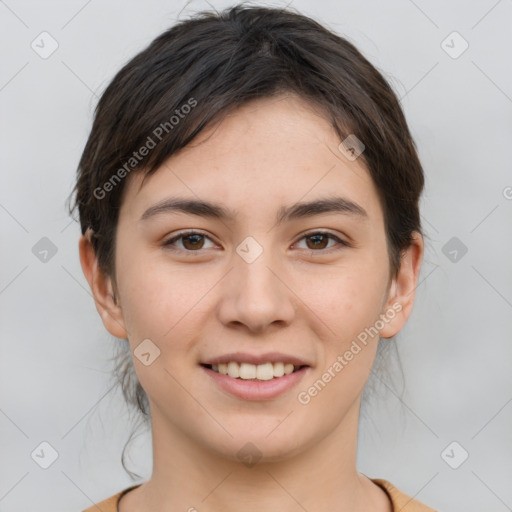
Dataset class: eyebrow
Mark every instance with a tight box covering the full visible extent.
[139,195,368,224]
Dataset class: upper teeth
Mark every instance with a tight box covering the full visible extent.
[212,362,297,380]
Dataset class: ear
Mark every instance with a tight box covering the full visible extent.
[379,231,424,339]
[78,229,128,339]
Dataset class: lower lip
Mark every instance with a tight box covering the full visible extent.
[201,365,309,400]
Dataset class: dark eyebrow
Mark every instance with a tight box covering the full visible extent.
[139,196,368,223]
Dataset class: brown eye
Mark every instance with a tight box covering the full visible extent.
[305,233,329,250]
[163,231,214,251]
[296,231,347,251]
[181,234,205,250]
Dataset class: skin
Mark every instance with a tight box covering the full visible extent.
[79,93,423,512]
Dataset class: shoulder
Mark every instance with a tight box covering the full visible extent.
[82,484,142,512]
[371,478,438,511]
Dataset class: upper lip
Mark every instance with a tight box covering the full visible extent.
[201,352,311,367]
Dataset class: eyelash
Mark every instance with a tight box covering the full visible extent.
[162,230,349,254]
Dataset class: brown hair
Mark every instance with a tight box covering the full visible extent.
[67,3,424,479]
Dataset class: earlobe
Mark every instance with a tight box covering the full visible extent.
[78,231,128,339]
[379,232,424,339]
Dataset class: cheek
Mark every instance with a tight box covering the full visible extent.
[115,262,198,400]
[299,274,385,411]
[300,261,389,397]
[116,251,217,357]
[114,238,172,339]
[119,270,182,341]
[305,260,389,336]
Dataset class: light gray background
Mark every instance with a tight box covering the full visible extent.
[1,0,511,511]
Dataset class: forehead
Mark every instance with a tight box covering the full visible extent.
[120,94,382,224]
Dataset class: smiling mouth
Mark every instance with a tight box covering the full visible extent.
[201,362,307,381]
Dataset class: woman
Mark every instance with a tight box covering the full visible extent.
[70,4,436,511]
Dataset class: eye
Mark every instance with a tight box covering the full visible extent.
[294,231,348,252]
[162,230,349,253]
[163,231,216,252]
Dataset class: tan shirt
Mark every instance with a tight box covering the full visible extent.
[82,478,437,511]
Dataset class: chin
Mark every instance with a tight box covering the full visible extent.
[212,427,312,465]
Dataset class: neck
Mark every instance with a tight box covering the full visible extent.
[121,397,389,512]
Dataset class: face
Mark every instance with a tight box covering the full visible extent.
[81,94,423,463]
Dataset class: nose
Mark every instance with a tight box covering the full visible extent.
[216,245,296,334]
